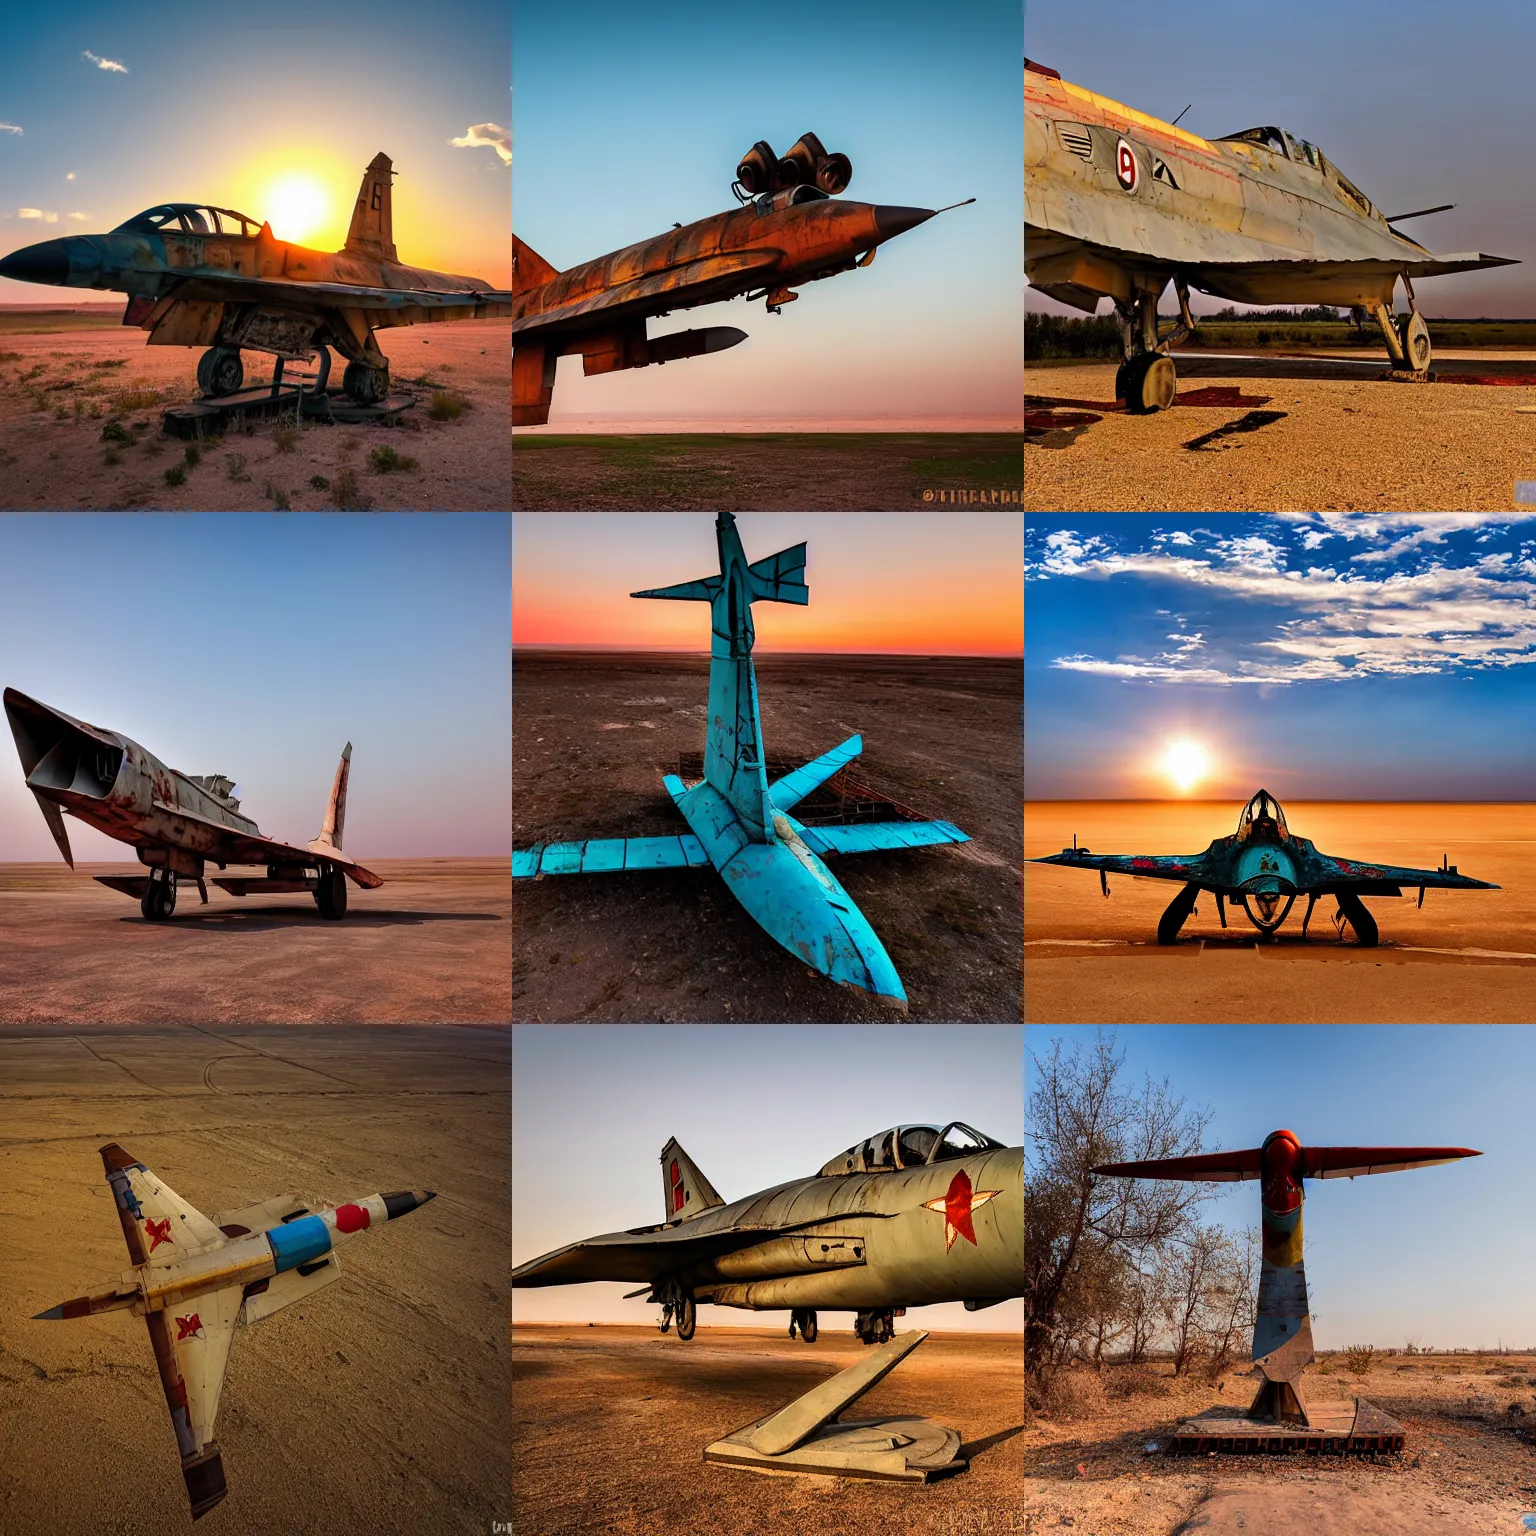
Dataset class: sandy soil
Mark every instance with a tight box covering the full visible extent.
[1024,803,1536,1024]
[1024,352,1536,511]
[512,652,1023,1023]
[0,858,510,1024]
[511,433,1023,510]
[1026,1355,1536,1535]
[0,319,510,510]
[0,1024,510,1535]
[512,1324,1024,1535]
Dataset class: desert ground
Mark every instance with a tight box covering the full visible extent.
[1026,1354,1536,1535]
[512,652,1023,1023]
[511,432,1023,509]
[0,315,510,510]
[0,858,510,1024]
[1025,351,1536,511]
[511,1324,1023,1535]
[1025,803,1536,1023]
[0,1024,510,1535]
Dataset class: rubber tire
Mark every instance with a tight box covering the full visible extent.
[1399,312,1432,372]
[675,1292,696,1341]
[1117,353,1177,414]
[197,347,244,398]
[141,875,176,921]
[800,1311,817,1344]
[343,361,388,404]
[1336,892,1379,947]
[314,868,348,920]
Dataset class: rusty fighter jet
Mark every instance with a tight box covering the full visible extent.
[0,153,510,403]
[5,688,382,920]
[513,132,969,425]
[1033,789,1497,946]
[1026,59,1518,412]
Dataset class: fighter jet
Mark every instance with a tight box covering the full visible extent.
[511,1122,1022,1347]
[513,132,970,424]
[1095,1131,1478,1429]
[1025,59,1518,412]
[4,687,382,920]
[511,512,974,1009]
[1032,789,1497,946]
[34,1143,435,1518]
[0,153,510,403]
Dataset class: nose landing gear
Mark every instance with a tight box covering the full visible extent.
[655,1277,697,1340]
[140,867,177,921]
[854,1309,898,1345]
[788,1308,818,1343]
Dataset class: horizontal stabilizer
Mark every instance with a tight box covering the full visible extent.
[769,735,863,812]
[1094,1148,1264,1182]
[1304,1146,1481,1179]
[746,542,809,605]
[630,575,723,603]
[239,1253,342,1325]
[514,835,708,877]
[797,820,969,857]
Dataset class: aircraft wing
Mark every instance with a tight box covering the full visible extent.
[1094,1148,1264,1182]
[1303,1146,1481,1180]
[161,1282,243,1454]
[145,801,384,888]
[103,1144,228,1265]
[1304,852,1498,892]
[168,273,513,315]
[513,834,709,878]
[797,820,970,856]
[515,250,780,335]
[1031,850,1205,883]
[768,735,862,812]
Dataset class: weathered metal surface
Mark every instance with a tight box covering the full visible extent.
[34,1143,433,1519]
[511,133,954,424]
[1094,1135,1478,1436]
[1032,788,1496,943]
[0,153,511,401]
[1170,1398,1405,1455]
[510,513,975,1006]
[3,686,383,916]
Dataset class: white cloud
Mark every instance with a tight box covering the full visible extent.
[450,123,510,165]
[17,208,43,219]
[66,172,76,181]
[0,123,21,136]
[82,50,128,73]
[67,211,91,221]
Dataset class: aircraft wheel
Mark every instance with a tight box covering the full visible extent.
[1117,353,1177,414]
[196,346,244,398]
[141,871,176,921]
[1336,892,1379,947]
[1399,311,1432,372]
[314,867,348,920]
[800,1310,817,1344]
[675,1292,696,1341]
[343,362,389,404]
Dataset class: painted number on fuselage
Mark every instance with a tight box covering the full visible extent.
[1115,138,1138,192]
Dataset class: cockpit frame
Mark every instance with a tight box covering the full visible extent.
[819,1120,1005,1177]
[1235,789,1290,845]
[113,204,264,238]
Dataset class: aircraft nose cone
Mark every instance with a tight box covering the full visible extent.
[0,238,71,286]
[873,205,936,241]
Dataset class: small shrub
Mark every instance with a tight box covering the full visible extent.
[334,467,370,510]
[183,443,201,467]
[54,404,68,420]
[73,398,84,418]
[0,350,22,362]
[1344,1344,1376,1377]
[272,423,300,453]
[88,401,101,418]
[427,389,469,421]
[112,389,161,412]
[309,474,330,490]
[100,420,136,445]
[104,449,121,466]
[163,464,186,487]
[1106,1364,1170,1400]
[1038,1369,1108,1422]
[265,480,291,510]
[226,452,250,483]
[369,444,418,473]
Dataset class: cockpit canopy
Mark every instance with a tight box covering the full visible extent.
[113,204,263,238]
[818,1121,1004,1177]
[1214,129,1375,217]
[752,185,830,216]
[1236,789,1289,845]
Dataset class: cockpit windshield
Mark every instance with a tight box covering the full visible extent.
[1236,790,1289,844]
[1216,126,1291,157]
[112,204,262,237]
[819,1121,1005,1176]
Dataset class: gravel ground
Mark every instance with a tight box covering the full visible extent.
[1026,352,1536,511]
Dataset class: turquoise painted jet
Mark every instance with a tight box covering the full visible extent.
[512,513,972,1009]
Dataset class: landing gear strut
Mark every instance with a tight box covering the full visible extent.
[140,867,177,922]
[1334,891,1379,947]
[1369,276,1433,373]
[655,1277,696,1340]
[1114,278,1192,414]
[789,1308,818,1343]
[1157,881,1201,945]
[854,1309,896,1345]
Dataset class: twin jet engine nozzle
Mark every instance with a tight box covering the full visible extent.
[735,132,853,200]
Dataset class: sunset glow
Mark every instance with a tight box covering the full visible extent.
[1161,740,1210,795]
[261,171,331,244]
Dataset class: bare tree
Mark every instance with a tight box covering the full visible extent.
[1203,1226,1258,1380]
[1026,1032,1216,1387]
[1163,1224,1229,1377]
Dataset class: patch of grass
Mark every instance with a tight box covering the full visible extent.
[183,443,201,468]
[309,474,330,490]
[104,449,121,466]
[225,452,250,483]
[89,357,127,371]
[100,419,136,445]
[369,444,418,472]
[87,401,101,418]
[112,388,161,412]
[265,480,291,510]
[271,422,300,453]
[427,389,469,421]
[163,464,186,487]
[54,404,68,420]
[0,350,22,362]
[21,364,47,381]
[334,467,370,510]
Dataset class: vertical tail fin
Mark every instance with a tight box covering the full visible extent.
[314,744,351,851]
[513,234,560,294]
[660,1137,725,1222]
[345,153,397,262]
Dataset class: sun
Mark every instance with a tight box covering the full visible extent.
[1161,739,1210,795]
[261,172,330,244]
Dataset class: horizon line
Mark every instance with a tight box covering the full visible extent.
[513,644,1023,658]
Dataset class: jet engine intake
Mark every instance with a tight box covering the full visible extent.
[736,134,853,199]
[13,714,122,801]
[736,140,779,197]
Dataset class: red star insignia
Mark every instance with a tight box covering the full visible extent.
[145,1216,172,1252]
[922,1168,1001,1252]
[176,1313,202,1342]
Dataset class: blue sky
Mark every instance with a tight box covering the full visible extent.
[1026,0,1534,317]
[1027,1026,1536,1350]
[0,514,510,860]
[513,0,1022,425]
[512,1024,1023,1332]
[0,1,510,297]
[1026,514,1536,798]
